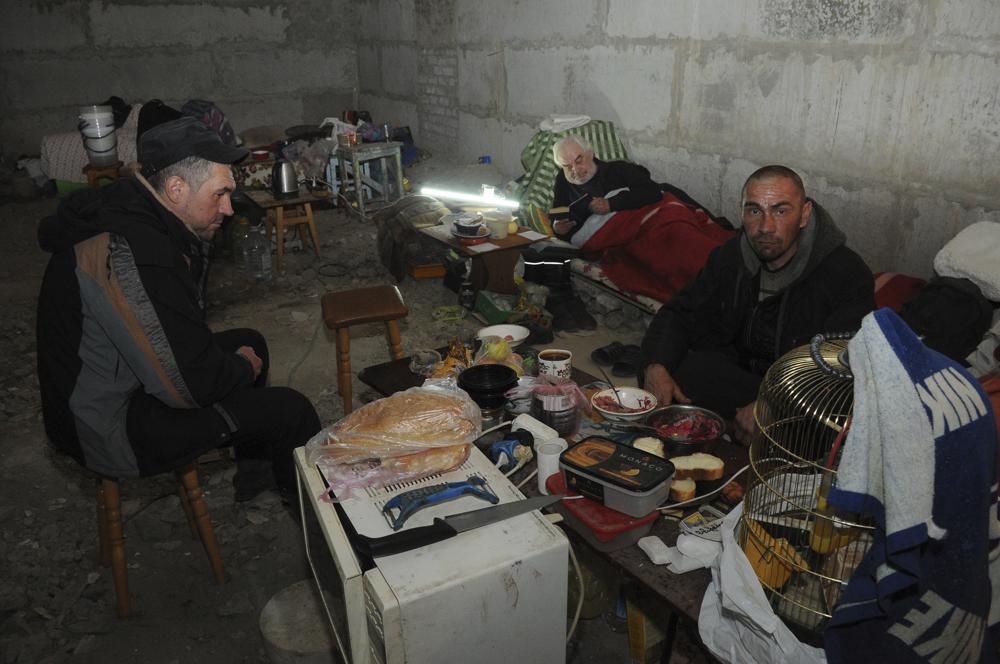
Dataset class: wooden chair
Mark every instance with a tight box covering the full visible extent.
[96,463,225,617]
[321,285,408,413]
[82,161,123,188]
[264,202,321,273]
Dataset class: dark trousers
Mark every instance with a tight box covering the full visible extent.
[126,328,321,489]
[673,348,763,420]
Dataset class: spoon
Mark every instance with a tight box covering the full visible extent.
[597,366,625,407]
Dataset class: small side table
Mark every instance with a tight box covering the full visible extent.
[336,142,404,220]
[243,189,325,273]
[83,161,123,188]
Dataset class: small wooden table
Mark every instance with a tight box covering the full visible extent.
[418,224,546,294]
[243,189,327,273]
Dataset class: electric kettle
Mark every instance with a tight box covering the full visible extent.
[271,156,299,199]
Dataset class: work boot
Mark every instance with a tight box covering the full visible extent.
[565,296,597,331]
[233,458,276,502]
[547,297,579,333]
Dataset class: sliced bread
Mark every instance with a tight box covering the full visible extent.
[632,436,665,458]
[669,477,696,502]
[670,452,725,481]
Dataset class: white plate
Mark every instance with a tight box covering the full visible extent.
[477,324,530,347]
[591,387,658,422]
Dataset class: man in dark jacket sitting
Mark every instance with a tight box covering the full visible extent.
[639,165,874,442]
[36,117,321,502]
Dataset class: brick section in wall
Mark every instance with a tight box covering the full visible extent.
[417,49,458,153]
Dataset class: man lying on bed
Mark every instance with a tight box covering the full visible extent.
[639,165,875,442]
[550,135,734,305]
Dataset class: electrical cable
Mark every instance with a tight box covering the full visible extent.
[286,314,324,389]
[657,464,750,512]
[565,541,584,644]
[515,468,537,491]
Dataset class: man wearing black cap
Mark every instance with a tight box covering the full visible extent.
[36,117,321,504]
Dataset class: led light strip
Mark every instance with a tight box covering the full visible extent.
[421,186,520,209]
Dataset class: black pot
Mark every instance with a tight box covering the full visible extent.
[458,364,518,409]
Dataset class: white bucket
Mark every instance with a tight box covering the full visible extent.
[78,105,118,167]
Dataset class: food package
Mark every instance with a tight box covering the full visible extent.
[305,382,481,497]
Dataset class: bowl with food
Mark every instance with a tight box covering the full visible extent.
[477,324,530,348]
[591,387,657,422]
[645,404,725,453]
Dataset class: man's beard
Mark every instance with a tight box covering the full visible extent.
[566,167,595,186]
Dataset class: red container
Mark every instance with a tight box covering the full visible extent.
[546,472,659,551]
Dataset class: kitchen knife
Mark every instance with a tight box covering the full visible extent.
[357,493,563,558]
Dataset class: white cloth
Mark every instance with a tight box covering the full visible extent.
[567,187,629,248]
[934,220,1000,301]
[538,114,591,132]
[638,533,721,573]
[698,503,827,664]
[838,312,945,544]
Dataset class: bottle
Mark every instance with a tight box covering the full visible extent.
[245,223,273,281]
[459,278,476,310]
[231,218,252,275]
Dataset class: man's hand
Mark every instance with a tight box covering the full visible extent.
[732,401,757,444]
[236,345,262,379]
[552,219,577,235]
[589,197,611,214]
[643,364,691,406]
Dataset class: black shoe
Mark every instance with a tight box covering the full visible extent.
[233,459,276,502]
[565,297,597,331]
[591,341,626,365]
[548,298,579,333]
[611,344,641,377]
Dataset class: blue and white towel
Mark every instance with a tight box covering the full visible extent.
[824,308,998,662]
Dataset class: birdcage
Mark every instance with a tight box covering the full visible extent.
[738,334,875,634]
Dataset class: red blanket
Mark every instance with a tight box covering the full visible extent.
[580,192,734,302]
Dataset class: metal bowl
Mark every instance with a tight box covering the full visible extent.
[644,404,725,453]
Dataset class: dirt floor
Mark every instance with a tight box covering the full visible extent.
[0,158,710,663]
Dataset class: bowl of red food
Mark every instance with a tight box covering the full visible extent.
[645,404,725,453]
[591,387,658,422]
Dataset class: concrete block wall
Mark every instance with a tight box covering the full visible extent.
[358,0,1000,276]
[1,0,357,166]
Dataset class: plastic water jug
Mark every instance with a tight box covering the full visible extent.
[245,223,273,281]
[78,105,118,167]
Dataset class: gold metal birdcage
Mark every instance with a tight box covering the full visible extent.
[738,334,875,634]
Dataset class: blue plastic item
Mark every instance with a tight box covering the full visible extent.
[382,476,499,531]
[489,438,527,473]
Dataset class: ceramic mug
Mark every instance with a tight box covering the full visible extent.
[538,349,572,381]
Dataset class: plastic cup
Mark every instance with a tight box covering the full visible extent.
[536,438,568,495]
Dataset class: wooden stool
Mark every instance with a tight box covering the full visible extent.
[96,463,225,618]
[321,285,408,413]
[264,202,321,273]
[82,161,123,188]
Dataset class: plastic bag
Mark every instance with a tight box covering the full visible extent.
[474,336,524,376]
[305,381,481,498]
[506,374,591,413]
[698,503,827,663]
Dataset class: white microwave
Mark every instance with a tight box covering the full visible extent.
[293,446,568,664]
